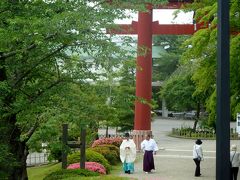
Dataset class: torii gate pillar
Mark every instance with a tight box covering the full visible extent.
[132,9,153,150]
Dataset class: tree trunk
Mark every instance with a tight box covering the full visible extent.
[105,125,109,137]
[193,101,201,131]
[8,115,29,180]
[193,119,198,131]
[1,53,29,180]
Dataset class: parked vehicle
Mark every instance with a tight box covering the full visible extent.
[153,110,162,116]
[184,111,196,119]
[153,109,174,117]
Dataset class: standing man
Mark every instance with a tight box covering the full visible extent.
[120,133,137,174]
[141,134,159,174]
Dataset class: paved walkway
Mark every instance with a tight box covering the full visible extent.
[116,117,240,180]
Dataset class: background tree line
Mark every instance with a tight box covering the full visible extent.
[159,0,240,130]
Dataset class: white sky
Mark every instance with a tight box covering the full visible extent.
[114,9,194,24]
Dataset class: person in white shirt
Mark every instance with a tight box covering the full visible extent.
[141,134,159,173]
[230,144,240,180]
[193,139,203,177]
[120,133,136,174]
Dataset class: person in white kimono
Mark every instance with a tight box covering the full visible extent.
[141,134,159,173]
[120,133,136,174]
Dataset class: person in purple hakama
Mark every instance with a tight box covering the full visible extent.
[141,134,159,174]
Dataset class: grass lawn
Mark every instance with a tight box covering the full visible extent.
[27,163,61,180]
[59,176,136,180]
[27,162,136,180]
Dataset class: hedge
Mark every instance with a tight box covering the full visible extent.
[43,169,99,180]
[91,145,120,165]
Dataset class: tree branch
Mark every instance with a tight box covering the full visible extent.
[4,79,63,121]
[0,33,57,60]
[23,122,39,143]
[13,44,67,88]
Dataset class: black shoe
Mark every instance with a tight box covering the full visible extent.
[125,171,128,173]
[127,170,130,174]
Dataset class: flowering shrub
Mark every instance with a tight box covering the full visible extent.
[67,162,106,174]
[68,149,111,173]
[91,137,123,147]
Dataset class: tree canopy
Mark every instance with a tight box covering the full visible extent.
[0,0,166,179]
[161,0,240,128]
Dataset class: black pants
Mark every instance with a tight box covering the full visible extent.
[231,167,239,180]
[193,158,201,176]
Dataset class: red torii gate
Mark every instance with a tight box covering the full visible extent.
[109,1,206,150]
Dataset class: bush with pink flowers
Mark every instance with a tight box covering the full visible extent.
[68,149,111,173]
[67,162,106,174]
[91,137,123,147]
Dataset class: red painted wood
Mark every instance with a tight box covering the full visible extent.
[108,22,207,35]
[152,22,194,34]
[134,11,152,130]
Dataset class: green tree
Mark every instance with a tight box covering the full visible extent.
[180,0,240,128]
[153,35,189,81]
[113,59,136,132]
[152,35,190,109]
[161,65,196,111]
[0,1,166,178]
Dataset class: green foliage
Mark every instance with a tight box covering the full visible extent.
[205,90,217,128]
[230,35,240,119]
[153,35,189,81]
[161,65,197,111]
[0,0,171,178]
[180,0,240,128]
[91,145,120,165]
[47,142,63,162]
[43,169,99,180]
[153,35,190,110]
[0,144,18,179]
[68,149,111,174]
[98,144,120,156]
[109,59,136,131]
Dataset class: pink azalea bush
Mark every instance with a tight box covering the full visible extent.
[91,137,123,147]
[67,162,106,174]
